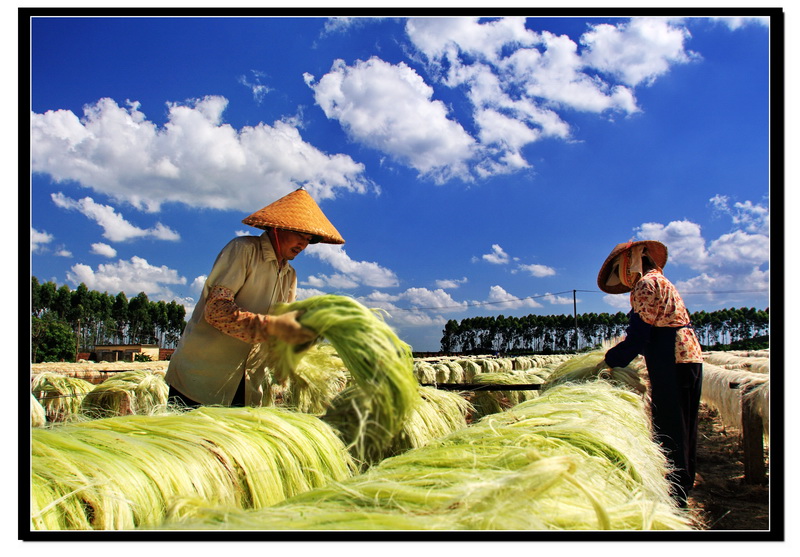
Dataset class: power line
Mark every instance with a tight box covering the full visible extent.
[391,288,769,312]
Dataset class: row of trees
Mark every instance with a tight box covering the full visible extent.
[31,277,188,362]
[440,307,770,354]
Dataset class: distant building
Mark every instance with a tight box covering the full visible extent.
[93,344,160,362]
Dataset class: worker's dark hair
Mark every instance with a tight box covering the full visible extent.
[642,253,658,272]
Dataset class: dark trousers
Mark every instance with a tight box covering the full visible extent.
[168,375,247,408]
[645,328,703,505]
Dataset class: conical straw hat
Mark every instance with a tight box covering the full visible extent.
[242,188,344,244]
[597,240,668,294]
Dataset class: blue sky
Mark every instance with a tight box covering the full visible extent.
[28,12,774,352]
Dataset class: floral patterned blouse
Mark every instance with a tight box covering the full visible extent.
[630,269,703,363]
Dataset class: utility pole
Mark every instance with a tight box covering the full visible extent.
[572,290,579,351]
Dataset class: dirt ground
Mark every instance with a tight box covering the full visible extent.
[688,404,770,530]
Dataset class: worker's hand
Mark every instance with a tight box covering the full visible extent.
[267,311,317,345]
[593,359,610,373]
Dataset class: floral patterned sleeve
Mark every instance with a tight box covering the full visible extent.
[204,285,271,344]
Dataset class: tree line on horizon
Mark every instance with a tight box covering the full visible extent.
[439,307,770,354]
[31,277,188,363]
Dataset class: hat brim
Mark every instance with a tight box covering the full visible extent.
[242,188,345,245]
[597,241,668,294]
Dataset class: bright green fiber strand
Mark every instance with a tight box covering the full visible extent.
[191,407,356,505]
[31,393,46,427]
[280,343,349,414]
[164,498,445,530]
[454,359,481,382]
[153,382,691,531]
[269,295,420,462]
[31,417,246,530]
[320,384,469,468]
[541,351,646,394]
[80,370,169,418]
[31,406,355,530]
[385,386,472,455]
[412,361,437,384]
[469,372,544,420]
[480,383,672,502]
[31,372,94,423]
[444,361,464,383]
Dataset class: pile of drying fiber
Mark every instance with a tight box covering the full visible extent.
[268,295,420,466]
[80,370,170,418]
[541,351,646,394]
[157,381,691,531]
[276,343,350,415]
[469,371,544,420]
[31,393,46,427]
[700,363,769,441]
[30,372,94,423]
[30,406,355,530]
[704,351,770,374]
[323,385,472,465]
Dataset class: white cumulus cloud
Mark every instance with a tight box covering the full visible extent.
[485,285,542,309]
[304,243,399,288]
[435,277,468,289]
[66,256,187,301]
[51,192,180,243]
[90,243,117,258]
[518,263,556,277]
[31,96,372,212]
[632,197,769,306]
[402,287,468,312]
[580,18,697,87]
[481,244,510,265]
[306,57,476,183]
[31,227,53,253]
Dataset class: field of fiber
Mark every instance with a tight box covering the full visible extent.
[28,296,771,533]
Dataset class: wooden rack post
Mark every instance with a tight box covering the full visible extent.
[730,382,767,485]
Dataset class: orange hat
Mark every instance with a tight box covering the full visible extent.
[242,188,345,244]
[597,240,667,294]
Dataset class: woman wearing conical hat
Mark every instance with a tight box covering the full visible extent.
[596,240,703,508]
[165,188,344,408]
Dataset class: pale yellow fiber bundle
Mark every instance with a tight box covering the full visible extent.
[158,382,692,531]
[269,295,420,466]
[30,372,94,423]
[31,393,46,427]
[81,370,169,418]
[30,406,355,530]
[542,351,645,394]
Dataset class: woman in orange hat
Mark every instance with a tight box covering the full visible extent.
[165,188,345,408]
[596,240,703,508]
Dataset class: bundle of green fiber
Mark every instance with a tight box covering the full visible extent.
[30,372,94,423]
[81,369,169,418]
[726,349,770,359]
[541,351,645,394]
[433,363,450,383]
[322,384,471,466]
[30,406,356,530]
[495,358,514,373]
[31,393,46,427]
[512,356,534,371]
[470,372,544,420]
[704,351,770,373]
[158,382,691,531]
[455,359,481,382]
[444,360,465,383]
[268,295,420,462]
[412,361,437,384]
[391,386,472,453]
[279,343,350,415]
[700,363,769,441]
